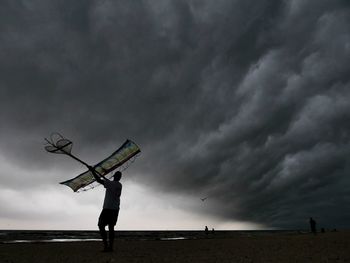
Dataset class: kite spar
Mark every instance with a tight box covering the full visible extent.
[44,133,141,192]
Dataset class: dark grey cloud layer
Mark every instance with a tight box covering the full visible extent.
[1,0,350,228]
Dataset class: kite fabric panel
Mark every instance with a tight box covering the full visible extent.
[60,139,140,192]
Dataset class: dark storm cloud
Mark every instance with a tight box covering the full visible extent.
[1,0,350,228]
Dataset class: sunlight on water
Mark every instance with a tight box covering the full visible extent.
[160,237,187,241]
[4,239,101,243]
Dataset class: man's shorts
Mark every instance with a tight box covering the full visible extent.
[98,209,119,227]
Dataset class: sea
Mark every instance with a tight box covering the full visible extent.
[0,230,301,244]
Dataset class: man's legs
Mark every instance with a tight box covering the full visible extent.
[98,211,108,251]
[98,223,108,250]
[108,224,115,251]
[98,209,118,252]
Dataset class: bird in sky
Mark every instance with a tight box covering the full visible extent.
[200,197,208,202]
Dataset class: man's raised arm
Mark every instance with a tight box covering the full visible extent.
[88,166,105,185]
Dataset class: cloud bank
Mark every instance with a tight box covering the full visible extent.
[1,0,350,228]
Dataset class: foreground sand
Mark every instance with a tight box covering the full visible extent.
[0,231,349,263]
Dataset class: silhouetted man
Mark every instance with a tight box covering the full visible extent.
[309,217,317,235]
[89,167,122,252]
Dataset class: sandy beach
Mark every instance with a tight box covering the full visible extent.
[0,231,349,263]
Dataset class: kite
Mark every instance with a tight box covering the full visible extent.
[44,133,141,192]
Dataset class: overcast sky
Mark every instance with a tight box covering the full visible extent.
[1,0,350,230]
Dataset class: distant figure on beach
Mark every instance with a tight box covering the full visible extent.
[212,228,215,234]
[89,167,122,252]
[309,217,317,234]
[205,226,209,235]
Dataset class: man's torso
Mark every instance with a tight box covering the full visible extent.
[103,180,122,210]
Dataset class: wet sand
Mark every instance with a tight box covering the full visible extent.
[0,231,349,263]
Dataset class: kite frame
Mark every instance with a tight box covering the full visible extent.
[59,139,141,192]
[44,133,140,192]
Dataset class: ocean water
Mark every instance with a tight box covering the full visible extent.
[0,230,300,243]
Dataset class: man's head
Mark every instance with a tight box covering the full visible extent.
[113,171,122,181]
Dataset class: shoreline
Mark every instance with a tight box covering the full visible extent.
[0,231,349,263]
[0,229,312,243]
